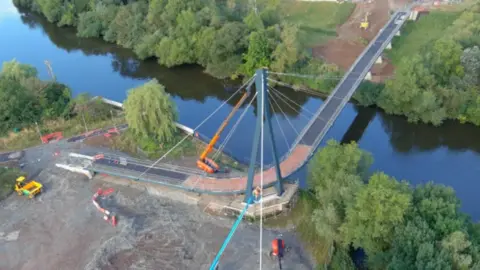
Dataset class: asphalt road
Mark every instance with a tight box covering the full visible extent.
[301,12,407,146]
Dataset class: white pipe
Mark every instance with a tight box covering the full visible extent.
[94,96,194,135]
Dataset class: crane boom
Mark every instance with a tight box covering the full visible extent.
[197,89,250,173]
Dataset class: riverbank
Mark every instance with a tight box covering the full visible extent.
[2,0,480,223]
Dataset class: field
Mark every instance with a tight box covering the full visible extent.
[387,11,460,65]
[281,1,356,46]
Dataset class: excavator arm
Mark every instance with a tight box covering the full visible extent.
[197,83,253,173]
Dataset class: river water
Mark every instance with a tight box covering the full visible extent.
[1,4,480,219]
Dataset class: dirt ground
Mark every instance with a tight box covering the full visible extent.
[0,146,314,270]
[313,0,412,80]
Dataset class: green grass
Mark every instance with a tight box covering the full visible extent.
[265,191,331,265]
[0,167,23,201]
[281,1,355,46]
[0,116,125,152]
[387,11,461,65]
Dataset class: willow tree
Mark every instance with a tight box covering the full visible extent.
[124,79,177,142]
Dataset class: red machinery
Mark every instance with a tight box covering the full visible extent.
[197,90,250,174]
[41,132,63,144]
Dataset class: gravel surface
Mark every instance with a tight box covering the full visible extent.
[0,141,314,270]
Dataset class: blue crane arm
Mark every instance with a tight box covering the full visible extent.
[209,195,254,270]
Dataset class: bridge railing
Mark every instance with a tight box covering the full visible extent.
[289,9,410,155]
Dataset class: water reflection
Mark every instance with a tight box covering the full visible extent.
[6,4,480,220]
[379,111,480,154]
[17,9,309,117]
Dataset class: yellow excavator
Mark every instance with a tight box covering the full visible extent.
[15,176,42,199]
[197,85,251,174]
[360,12,370,30]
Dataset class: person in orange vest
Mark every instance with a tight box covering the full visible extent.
[270,238,286,269]
[271,238,286,257]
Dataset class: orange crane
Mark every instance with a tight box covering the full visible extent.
[197,90,250,173]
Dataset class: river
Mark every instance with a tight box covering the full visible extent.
[1,4,480,220]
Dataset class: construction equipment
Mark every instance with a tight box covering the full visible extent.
[15,176,42,199]
[197,83,252,173]
[360,12,370,30]
[197,91,249,173]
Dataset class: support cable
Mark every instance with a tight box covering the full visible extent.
[268,78,330,99]
[269,87,312,121]
[137,76,255,179]
[268,91,305,145]
[269,85,316,116]
[268,71,345,80]
[269,100,290,151]
[259,73,265,270]
[268,71,394,80]
[212,92,258,161]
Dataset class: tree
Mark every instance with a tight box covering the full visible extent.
[77,4,118,38]
[329,246,355,270]
[442,231,473,269]
[0,78,39,132]
[271,24,302,73]
[58,2,77,27]
[1,59,38,81]
[375,216,453,270]
[411,183,467,238]
[206,22,248,78]
[36,0,63,23]
[424,38,464,85]
[461,46,480,87]
[40,82,72,119]
[243,11,265,31]
[124,79,177,142]
[240,31,273,76]
[104,2,147,49]
[340,172,412,255]
[309,140,372,245]
[378,55,445,125]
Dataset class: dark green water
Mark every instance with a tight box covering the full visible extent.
[1,4,480,219]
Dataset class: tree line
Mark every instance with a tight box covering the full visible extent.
[355,7,480,126]
[308,140,480,269]
[0,59,112,136]
[13,0,339,82]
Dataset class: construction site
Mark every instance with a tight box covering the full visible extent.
[0,141,313,270]
[0,1,441,269]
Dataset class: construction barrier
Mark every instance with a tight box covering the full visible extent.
[92,188,117,227]
[93,154,105,160]
[41,132,63,144]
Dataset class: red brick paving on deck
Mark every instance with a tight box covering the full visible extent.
[182,144,311,192]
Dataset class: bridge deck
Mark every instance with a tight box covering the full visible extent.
[88,11,409,194]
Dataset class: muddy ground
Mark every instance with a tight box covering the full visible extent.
[0,143,314,270]
[314,0,413,81]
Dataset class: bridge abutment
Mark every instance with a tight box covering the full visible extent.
[395,30,401,36]
[365,71,373,81]
[375,56,383,64]
[386,42,392,49]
